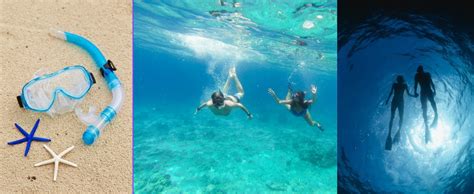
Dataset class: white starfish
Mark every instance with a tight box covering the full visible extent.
[34,145,77,181]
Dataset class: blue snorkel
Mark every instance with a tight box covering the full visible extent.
[50,30,124,145]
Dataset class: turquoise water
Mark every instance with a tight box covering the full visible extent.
[134,0,337,192]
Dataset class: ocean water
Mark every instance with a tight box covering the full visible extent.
[133,0,337,193]
[338,3,474,193]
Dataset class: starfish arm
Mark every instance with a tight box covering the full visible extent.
[24,141,32,156]
[14,123,29,137]
[32,137,51,142]
[59,158,78,167]
[34,158,55,166]
[58,146,75,157]
[30,119,41,136]
[43,144,57,157]
[54,161,59,181]
[7,137,27,145]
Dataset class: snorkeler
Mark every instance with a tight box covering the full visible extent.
[268,84,324,131]
[414,65,438,143]
[195,67,253,119]
[384,75,416,150]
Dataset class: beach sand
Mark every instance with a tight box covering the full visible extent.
[0,0,132,192]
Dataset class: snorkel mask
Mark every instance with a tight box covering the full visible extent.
[292,91,306,102]
[17,65,96,116]
[211,90,225,109]
[50,30,123,146]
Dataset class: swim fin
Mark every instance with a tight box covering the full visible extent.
[385,135,392,150]
[425,128,431,144]
[393,130,400,144]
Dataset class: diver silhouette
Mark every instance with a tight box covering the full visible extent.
[414,65,438,143]
[384,75,416,150]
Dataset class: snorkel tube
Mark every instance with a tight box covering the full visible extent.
[50,30,123,145]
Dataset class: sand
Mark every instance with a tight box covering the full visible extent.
[0,0,132,192]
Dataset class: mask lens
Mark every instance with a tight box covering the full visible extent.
[22,66,92,111]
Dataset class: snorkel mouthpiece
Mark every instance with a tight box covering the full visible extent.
[51,30,123,146]
[83,126,100,145]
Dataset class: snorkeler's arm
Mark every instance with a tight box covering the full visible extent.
[405,84,416,97]
[268,88,282,104]
[195,100,212,114]
[234,103,253,119]
[414,75,419,95]
[278,100,292,105]
[385,85,394,105]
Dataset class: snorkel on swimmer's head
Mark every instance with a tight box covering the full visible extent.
[211,90,225,109]
[50,30,124,146]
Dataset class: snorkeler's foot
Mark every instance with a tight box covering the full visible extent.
[316,122,324,131]
[425,128,431,143]
[229,67,236,78]
[393,130,401,144]
[385,136,392,151]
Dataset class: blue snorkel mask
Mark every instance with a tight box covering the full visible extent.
[50,30,123,146]
[17,65,96,116]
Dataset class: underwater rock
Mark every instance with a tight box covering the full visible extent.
[145,173,172,192]
[266,181,288,191]
[298,147,337,168]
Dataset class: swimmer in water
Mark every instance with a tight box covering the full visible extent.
[268,84,324,131]
[384,75,416,150]
[414,65,438,143]
[195,67,253,119]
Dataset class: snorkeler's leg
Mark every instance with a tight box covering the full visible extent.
[232,68,245,98]
[429,95,438,127]
[222,71,232,94]
[386,102,396,150]
[304,112,323,131]
[394,103,403,143]
[421,96,430,143]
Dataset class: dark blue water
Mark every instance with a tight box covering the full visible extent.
[134,0,337,192]
[338,4,474,194]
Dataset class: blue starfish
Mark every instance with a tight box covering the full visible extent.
[7,119,51,157]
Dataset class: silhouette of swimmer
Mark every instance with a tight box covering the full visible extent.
[268,84,324,131]
[414,65,438,143]
[384,75,416,150]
